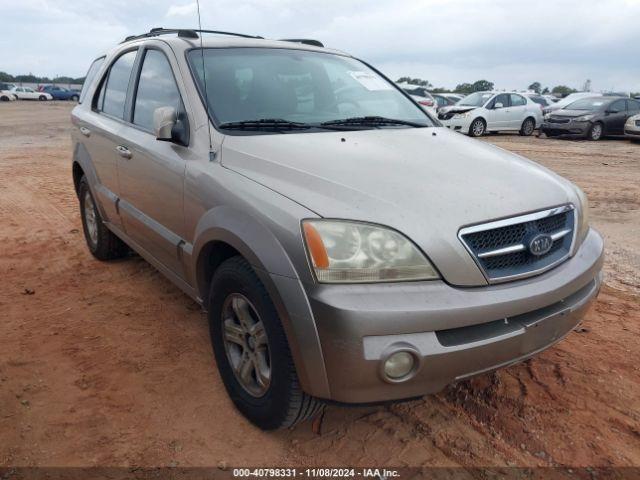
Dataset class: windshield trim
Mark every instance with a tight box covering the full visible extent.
[184,46,439,136]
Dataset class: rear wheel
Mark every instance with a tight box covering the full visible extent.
[70,95,79,101]
[520,117,535,136]
[588,122,603,141]
[208,256,323,430]
[78,176,128,260]
[469,118,486,137]
[38,95,47,101]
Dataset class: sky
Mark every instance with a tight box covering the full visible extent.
[2,0,640,93]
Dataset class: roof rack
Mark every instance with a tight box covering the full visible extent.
[121,27,264,44]
[279,38,324,48]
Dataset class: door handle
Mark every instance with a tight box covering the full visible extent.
[116,145,132,159]
[79,126,91,137]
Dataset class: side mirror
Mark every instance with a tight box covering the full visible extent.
[494,102,504,109]
[154,106,177,141]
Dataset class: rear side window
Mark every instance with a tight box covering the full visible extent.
[609,99,626,113]
[133,50,182,131]
[627,100,640,111]
[79,57,105,104]
[100,50,137,118]
[510,94,526,106]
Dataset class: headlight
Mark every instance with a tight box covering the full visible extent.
[453,112,471,119]
[573,186,590,244]
[302,220,439,283]
[544,113,551,120]
[574,114,595,122]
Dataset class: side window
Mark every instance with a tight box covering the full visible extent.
[492,93,509,108]
[80,57,105,104]
[101,50,137,118]
[133,49,183,131]
[609,99,626,113]
[626,100,640,111]
[510,94,526,106]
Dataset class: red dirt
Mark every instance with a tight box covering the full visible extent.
[1,102,638,470]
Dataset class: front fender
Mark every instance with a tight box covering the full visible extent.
[190,206,331,399]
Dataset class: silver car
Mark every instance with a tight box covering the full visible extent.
[625,113,640,141]
[71,28,604,430]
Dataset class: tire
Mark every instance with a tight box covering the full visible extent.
[588,122,603,141]
[70,95,79,102]
[468,118,486,137]
[39,95,47,101]
[208,256,323,430]
[0,95,8,102]
[78,176,128,260]
[520,117,536,136]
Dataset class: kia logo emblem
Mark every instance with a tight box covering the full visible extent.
[528,233,553,256]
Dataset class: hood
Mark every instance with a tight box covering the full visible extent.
[441,105,477,114]
[221,127,578,286]
[551,109,597,118]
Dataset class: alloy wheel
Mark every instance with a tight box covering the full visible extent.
[83,190,98,247]
[221,293,271,397]
[472,119,485,136]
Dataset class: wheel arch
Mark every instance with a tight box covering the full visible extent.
[191,206,331,399]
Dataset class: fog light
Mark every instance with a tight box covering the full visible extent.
[383,351,415,380]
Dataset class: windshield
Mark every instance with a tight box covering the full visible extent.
[187,48,434,130]
[565,98,607,111]
[458,92,494,107]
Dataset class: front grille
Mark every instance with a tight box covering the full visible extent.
[635,120,640,127]
[459,205,575,283]
[547,116,571,124]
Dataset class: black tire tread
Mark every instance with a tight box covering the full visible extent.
[210,256,323,430]
[78,176,128,261]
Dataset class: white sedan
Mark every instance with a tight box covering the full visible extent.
[9,86,52,101]
[438,91,543,137]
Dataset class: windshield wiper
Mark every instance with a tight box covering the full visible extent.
[218,118,311,131]
[320,116,425,128]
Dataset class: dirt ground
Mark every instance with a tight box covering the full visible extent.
[1,102,639,471]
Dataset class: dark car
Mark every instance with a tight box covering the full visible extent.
[432,93,457,111]
[40,85,80,101]
[541,97,640,141]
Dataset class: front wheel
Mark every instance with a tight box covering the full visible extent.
[520,117,536,136]
[208,256,323,430]
[588,122,603,141]
[38,95,47,101]
[468,118,486,137]
[70,95,79,101]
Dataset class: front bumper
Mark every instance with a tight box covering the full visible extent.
[439,115,472,133]
[625,127,640,137]
[541,121,590,137]
[306,228,604,403]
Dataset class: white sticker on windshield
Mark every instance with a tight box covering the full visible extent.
[349,71,393,91]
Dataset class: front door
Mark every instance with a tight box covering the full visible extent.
[116,47,190,278]
[485,93,511,130]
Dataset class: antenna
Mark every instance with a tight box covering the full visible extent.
[196,0,214,158]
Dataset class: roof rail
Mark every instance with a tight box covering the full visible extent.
[279,38,324,48]
[121,27,263,44]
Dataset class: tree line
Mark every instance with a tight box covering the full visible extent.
[396,77,639,98]
[0,71,85,85]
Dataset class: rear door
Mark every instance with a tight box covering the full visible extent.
[603,99,628,135]
[78,50,139,229]
[508,94,528,129]
[115,45,191,278]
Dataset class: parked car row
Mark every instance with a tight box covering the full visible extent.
[0,82,81,102]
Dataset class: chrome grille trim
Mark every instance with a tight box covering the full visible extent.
[458,205,577,284]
